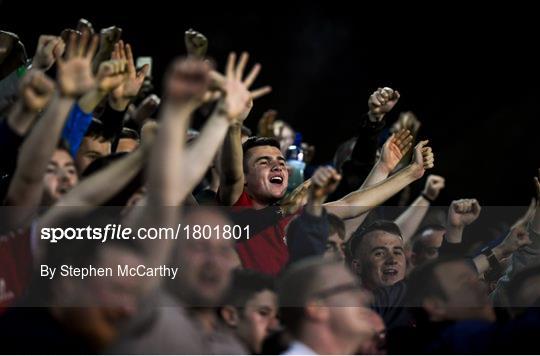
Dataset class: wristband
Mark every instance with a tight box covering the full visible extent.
[482,248,502,273]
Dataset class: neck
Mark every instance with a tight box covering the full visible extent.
[246,191,278,210]
[189,307,218,333]
[299,324,357,355]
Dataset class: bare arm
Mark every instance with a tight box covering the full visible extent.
[219,123,245,205]
[395,175,445,244]
[325,140,434,220]
[4,33,98,230]
[5,94,73,212]
[6,69,55,136]
[122,58,213,270]
[341,129,414,233]
[217,52,271,205]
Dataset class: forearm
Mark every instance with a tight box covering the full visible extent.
[15,94,73,183]
[64,147,146,206]
[344,214,368,240]
[360,161,391,189]
[305,195,326,217]
[146,104,192,207]
[218,124,244,204]
[78,88,108,114]
[445,225,465,243]
[394,195,431,244]
[7,93,74,209]
[325,165,417,220]
[349,113,385,165]
[183,111,230,200]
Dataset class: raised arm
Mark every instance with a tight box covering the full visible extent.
[7,69,55,136]
[217,52,271,205]
[360,129,413,189]
[332,87,400,199]
[184,28,208,59]
[324,140,434,220]
[491,170,540,306]
[395,174,445,244]
[5,32,98,229]
[108,41,149,112]
[337,129,413,237]
[121,57,215,272]
[181,53,254,201]
[444,198,481,243]
[77,59,130,113]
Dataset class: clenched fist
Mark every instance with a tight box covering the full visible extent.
[422,175,445,201]
[447,199,481,227]
[368,87,400,121]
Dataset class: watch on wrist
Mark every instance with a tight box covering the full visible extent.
[482,248,502,273]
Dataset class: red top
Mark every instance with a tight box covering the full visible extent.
[0,228,33,312]
[233,191,298,276]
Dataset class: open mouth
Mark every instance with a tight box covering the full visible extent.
[57,185,72,195]
[269,176,284,185]
[382,268,399,277]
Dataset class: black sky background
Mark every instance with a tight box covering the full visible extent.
[1,1,538,207]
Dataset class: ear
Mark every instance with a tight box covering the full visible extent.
[351,258,362,275]
[423,297,447,321]
[220,306,240,327]
[305,300,330,323]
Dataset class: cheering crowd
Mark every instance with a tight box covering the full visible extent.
[0,20,539,354]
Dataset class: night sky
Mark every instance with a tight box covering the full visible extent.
[2,1,538,206]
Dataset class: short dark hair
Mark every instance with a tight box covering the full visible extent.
[405,257,464,324]
[221,269,275,309]
[412,224,447,254]
[327,213,345,240]
[85,118,113,142]
[242,136,281,173]
[348,220,402,259]
[56,139,73,157]
[242,136,281,154]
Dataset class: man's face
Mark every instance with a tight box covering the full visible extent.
[434,260,494,321]
[324,232,346,261]
[236,289,279,354]
[55,246,143,351]
[76,136,111,173]
[354,230,406,289]
[175,210,238,306]
[116,138,139,153]
[244,145,288,204]
[43,149,78,204]
[315,264,376,351]
[412,228,445,266]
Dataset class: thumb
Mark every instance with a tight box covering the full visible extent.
[136,64,150,80]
